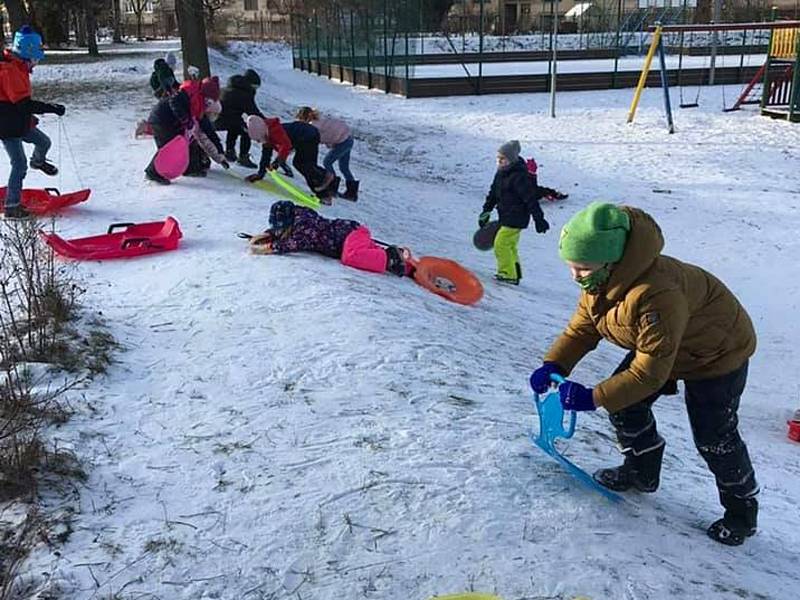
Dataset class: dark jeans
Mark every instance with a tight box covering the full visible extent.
[223,123,251,157]
[2,127,52,208]
[292,140,326,191]
[608,351,758,499]
[322,136,354,182]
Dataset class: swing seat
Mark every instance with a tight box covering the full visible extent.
[41,217,182,260]
[679,102,699,109]
[0,187,90,215]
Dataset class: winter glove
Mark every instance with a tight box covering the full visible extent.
[50,103,66,116]
[245,172,264,183]
[534,217,550,234]
[478,211,492,228]
[220,160,230,170]
[530,362,563,394]
[270,159,287,172]
[558,380,596,412]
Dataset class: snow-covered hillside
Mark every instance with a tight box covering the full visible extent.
[3,39,798,599]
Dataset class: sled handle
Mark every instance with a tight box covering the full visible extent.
[121,237,152,249]
[108,222,137,234]
[532,372,577,440]
[44,187,60,196]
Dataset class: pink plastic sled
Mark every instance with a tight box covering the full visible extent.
[41,217,182,260]
[154,134,190,180]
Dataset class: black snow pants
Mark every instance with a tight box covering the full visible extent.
[607,351,758,501]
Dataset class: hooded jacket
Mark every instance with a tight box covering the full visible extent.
[543,207,756,413]
[216,74,263,131]
[482,157,546,229]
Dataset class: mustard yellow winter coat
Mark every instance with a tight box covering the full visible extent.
[543,206,756,413]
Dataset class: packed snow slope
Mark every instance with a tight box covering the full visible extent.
[5,40,799,599]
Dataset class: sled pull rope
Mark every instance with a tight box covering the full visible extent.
[59,118,86,189]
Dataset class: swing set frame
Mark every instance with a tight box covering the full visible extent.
[627,20,800,132]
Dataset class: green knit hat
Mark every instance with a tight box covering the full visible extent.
[559,202,631,264]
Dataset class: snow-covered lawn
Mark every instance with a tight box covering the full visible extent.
[4,40,798,599]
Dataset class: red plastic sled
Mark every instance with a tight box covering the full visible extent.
[41,217,182,260]
[0,187,90,215]
[411,256,484,306]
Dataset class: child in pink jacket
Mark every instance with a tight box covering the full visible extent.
[296,107,358,201]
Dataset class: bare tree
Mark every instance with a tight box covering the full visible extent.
[111,0,124,42]
[2,0,30,34]
[202,0,231,34]
[127,0,151,40]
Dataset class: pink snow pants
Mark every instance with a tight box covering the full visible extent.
[340,226,387,274]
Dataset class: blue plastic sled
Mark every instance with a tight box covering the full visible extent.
[531,373,623,503]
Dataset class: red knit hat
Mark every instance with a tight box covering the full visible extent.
[200,76,220,101]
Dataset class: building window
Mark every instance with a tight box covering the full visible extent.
[244,0,258,10]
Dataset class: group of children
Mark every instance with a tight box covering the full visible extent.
[143,54,359,203]
[1,32,763,549]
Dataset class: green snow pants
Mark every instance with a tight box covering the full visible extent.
[494,226,522,279]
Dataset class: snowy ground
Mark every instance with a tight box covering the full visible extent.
[3,40,799,599]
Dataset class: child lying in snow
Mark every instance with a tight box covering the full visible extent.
[526,157,568,202]
[245,201,414,277]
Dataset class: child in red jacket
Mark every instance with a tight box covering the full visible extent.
[1,27,65,219]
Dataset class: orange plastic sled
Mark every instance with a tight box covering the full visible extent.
[41,217,182,260]
[0,186,90,215]
[411,256,484,306]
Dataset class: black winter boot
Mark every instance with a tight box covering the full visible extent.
[707,492,758,546]
[145,166,171,185]
[3,204,33,220]
[237,153,257,169]
[385,245,410,277]
[594,440,665,493]
[224,149,237,162]
[341,180,359,201]
[29,159,58,176]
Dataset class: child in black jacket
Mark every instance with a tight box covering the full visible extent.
[478,140,549,285]
[215,69,263,168]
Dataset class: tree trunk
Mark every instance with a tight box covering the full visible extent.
[3,0,30,34]
[137,13,143,40]
[112,0,123,42]
[76,9,88,46]
[176,0,210,78]
[85,0,99,55]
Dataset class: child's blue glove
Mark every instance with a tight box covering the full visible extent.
[478,211,492,228]
[558,380,596,412]
[529,362,562,394]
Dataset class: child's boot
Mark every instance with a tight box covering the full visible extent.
[238,152,257,169]
[29,158,58,176]
[341,180,359,201]
[707,492,758,546]
[593,440,665,493]
[385,246,413,277]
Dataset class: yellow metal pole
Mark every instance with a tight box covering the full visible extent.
[627,25,664,124]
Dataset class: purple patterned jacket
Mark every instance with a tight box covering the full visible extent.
[271,207,360,258]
